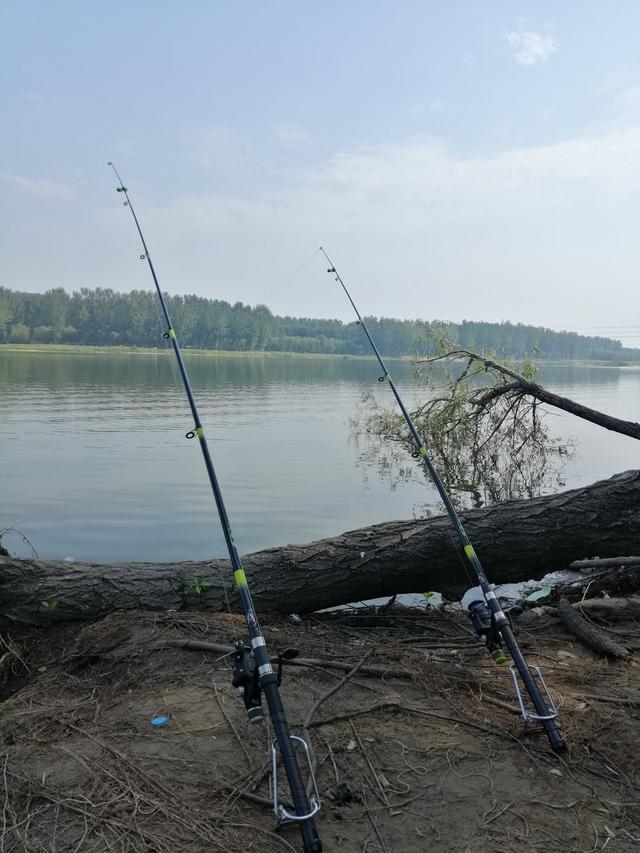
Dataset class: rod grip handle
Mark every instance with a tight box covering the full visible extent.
[300,819,323,852]
[549,731,567,754]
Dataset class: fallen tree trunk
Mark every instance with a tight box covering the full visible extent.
[557,596,630,657]
[1,470,638,626]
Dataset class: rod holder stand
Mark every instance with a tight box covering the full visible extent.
[271,735,320,824]
[510,665,558,723]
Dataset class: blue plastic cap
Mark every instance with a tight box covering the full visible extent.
[151,715,169,728]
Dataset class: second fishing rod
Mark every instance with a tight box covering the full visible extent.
[320,247,566,755]
[108,163,322,853]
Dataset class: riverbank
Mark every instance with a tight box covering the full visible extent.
[1,604,638,852]
[1,341,638,367]
[0,342,378,360]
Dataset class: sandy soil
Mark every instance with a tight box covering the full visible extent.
[0,605,638,852]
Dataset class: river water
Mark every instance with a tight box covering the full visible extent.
[1,349,639,564]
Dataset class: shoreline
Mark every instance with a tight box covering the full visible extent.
[1,342,637,367]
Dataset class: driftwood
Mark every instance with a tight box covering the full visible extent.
[0,470,638,626]
[557,596,631,658]
[543,560,640,604]
[577,597,640,616]
[570,556,640,570]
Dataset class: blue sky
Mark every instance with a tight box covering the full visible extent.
[3,1,640,344]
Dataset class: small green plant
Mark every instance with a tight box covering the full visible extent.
[422,591,435,606]
[187,576,209,596]
[40,595,58,615]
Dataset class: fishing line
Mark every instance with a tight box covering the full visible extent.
[256,247,320,307]
[320,246,566,755]
[108,163,322,852]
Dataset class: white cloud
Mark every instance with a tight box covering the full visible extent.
[273,122,309,145]
[154,125,640,239]
[505,30,557,66]
[186,126,240,167]
[610,81,640,125]
[328,129,639,210]
[97,126,640,335]
[0,171,76,201]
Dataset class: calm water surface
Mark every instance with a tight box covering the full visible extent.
[1,350,639,562]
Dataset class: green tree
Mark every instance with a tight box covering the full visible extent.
[32,325,56,343]
[9,323,31,343]
[0,286,636,361]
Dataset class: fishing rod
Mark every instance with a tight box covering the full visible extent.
[107,163,322,852]
[319,246,566,754]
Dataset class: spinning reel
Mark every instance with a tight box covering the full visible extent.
[467,598,521,665]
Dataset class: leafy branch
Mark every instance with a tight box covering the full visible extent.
[418,347,640,440]
[352,339,575,510]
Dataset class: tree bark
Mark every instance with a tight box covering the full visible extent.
[1,470,638,626]
[557,597,630,657]
[502,378,640,440]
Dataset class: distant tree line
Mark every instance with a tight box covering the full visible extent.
[0,286,636,361]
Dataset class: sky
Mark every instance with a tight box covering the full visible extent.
[2,1,640,345]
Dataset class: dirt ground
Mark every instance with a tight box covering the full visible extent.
[0,604,638,853]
